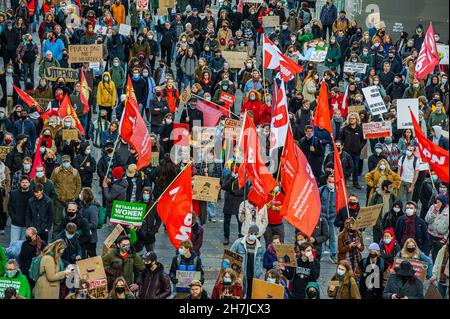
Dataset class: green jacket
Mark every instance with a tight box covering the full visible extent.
[109,66,125,90]
[298,33,313,46]
[0,270,31,299]
[325,45,341,68]
[0,246,6,277]
[102,247,145,286]
[428,111,448,131]
[39,59,60,78]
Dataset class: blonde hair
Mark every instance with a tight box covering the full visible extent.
[400,238,420,258]
[42,239,66,266]
[344,111,361,126]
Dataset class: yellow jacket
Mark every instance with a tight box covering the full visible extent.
[365,160,401,200]
[111,4,126,26]
[97,72,117,108]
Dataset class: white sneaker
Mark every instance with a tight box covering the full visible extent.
[0,230,5,235]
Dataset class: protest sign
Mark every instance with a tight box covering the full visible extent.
[216,249,244,285]
[176,271,201,288]
[151,152,159,166]
[262,16,280,28]
[251,278,285,299]
[244,0,263,3]
[0,146,12,160]
[102,224,125,255]
[89,62,100,70]
[344,62,368,74]
[224,119,242,139]
[110,201,147,226]
[362,86,387,115]
[393,258,429,281]
[310,49,328,62]
[397,98,419,129]
[222,51,248,69]
[76,256,108,299]
[192,176,221,203]
[425,283,442,299]
[362,121,392,139]
[118,24,132,36]
[62,129,79,141]
[44,67,79,82]
[157,7,169,17]
[348,105,366,114]
[35,98,52,109]
[0,278,22,298]
[274,244,297,267]
[158,0,173,7]
[179,87,191,108]
[68,45,103,64]
[137,0,148,11]
[218,92,234,114]
[94,24,107,35]
[352,204,383,229]
[437,43,449,65]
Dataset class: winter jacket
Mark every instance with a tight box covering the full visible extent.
[73,153,97,187]
[50,166,82,204]
[358,257,388,299]
[26,193,54,234]
[386,81,407,101]
[379,239,401,266]
[38,58,60,78]
[325,45,341,68]
[97,72,117,107]
[109,65,125,91]
[155,23,176,48]
[222,172,246,216]
[425,205,449,239]
[169,252,205,291]
[311,217,329,256]
[8,188,34,227]
[319,185,336,220]
[432,245,449,287]
[102,247,145,286]
[78,202,99,244]
[34,255,67,299]
[106,33,126,62]
[283,258,320,299]
[365,162,401,200]
[340,124,364,155]
[238,200,268,238]
[103,178,128,214]
[327,273,361,299]
[383,274,424,299]
[150,97,170,126]
[181,55,198,77]
[320,4,337,26]
[13,119,37,149]
[395,215,429,250]
[130,77,149,107]
[41,38,65,61]
[111,3,126,25]
[139,262,171,299]
[324,150,354,179]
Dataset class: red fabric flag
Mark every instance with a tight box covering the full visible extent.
[238,113,277,206]
[119,76,152,171]
[410,110,449,182]
[415,22,440,80]
[313,81,333,135]
[280,134,321,237]
[13,84,42,112]
[195,99,227,127]
[173,122,190,146]
[270,74,289,152]
[237,0,243,13]
[80,70,90,113]
[263,36,303,82]
[30,137,44,179]
[333,141,349,215]
[157,163,193,249]
[280,127,297,194]
[27,0,36,17]
[58,94,85,135]
[218,92,234,116]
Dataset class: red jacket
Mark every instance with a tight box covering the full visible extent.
[241,100,271,126]
[163,87,180,113]
[267,192,285,225]
[211,283,244,299]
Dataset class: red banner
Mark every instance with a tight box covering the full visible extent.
[415,22,440,80]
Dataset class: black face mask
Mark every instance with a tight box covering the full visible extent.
[307,290,318,299]
[369,253,378,259]
[68,211,77,218]
[406,247,415,253]
[115,287,125,294]
[25,235,33,242]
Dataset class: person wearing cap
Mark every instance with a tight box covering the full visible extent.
[230,224,265,298]
[180,97,204,132]
[383,260,424,299]
[50,154,82,233]
[185,279,209,299]
[424,195,449,262]
[357,242,388,299]
[125,163,150,203]
[102,166,128,220]
[394,201,429,250]
[139,251,171,299]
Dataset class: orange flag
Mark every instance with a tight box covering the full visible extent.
[312,81,332,134]
[58,94,86,135]
[333,141,349,215]
[13,84,42,112]
[157,163,193,249]
[80,70,90,113]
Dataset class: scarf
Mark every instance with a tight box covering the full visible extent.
[383,228,396,255]
[31,235,44,256]
[401,215,416,245]
[440,248,449,284]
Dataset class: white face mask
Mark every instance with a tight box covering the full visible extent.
[393,207,401,213]
[405,208,415,216]
[305,251,313,257]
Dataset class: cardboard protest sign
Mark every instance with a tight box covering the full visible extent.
[179,87,191,108]
[157,7,169,17]
[62,129,79,141]
[151,152,159,166]
[68,45,103,64]
[397,98,419,129]
[110,201,147,226]
[425,283,442,299]
[437,43,449,65]
[222,51,248,69]
[102,224,125,255]
[192,176,221,203]
[118,24,132,36]
[352,204,383,229]
[262,16,280,28]
[362,86,387,115]
[94,24,107,35]
[158,0,173,7]
[348,105,366,114]
[44,67,79,82]
[137,0,148,11]
[251,278,285,299]
[176,271,201,288]
[0,278,22,298]
[393,258,429,281]
[76,256,108,299]
[362,121,392,139]
[274,244,297,267]
[344,62,368,74]
[218,92,234,114]
[216,249,244,284]
[224,119,242,139]
[0,146,13,160]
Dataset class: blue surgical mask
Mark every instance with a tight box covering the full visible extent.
[133,74,140,80]
[248,234,257,241]
[5,270,17,278]
[64,122,71,128]
[266,277,276,284]
[178,248,184,256]
[431,175,438,181]
[63,162,71,169]
[23,164,31,171]
[143,194,150,201]
[379,164,386,170]
[223,277,232,283]
[337,269,346,277]
[103,76,109,82]
[36,172,45,179]
[383,238,392,245]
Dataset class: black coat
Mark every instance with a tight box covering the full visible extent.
[221,172,246,216]
[383,274,424,299]
[73,153,97,187]
[155,23,177,48]
[139,262,171,299]
[126,174,151,202]
[8,188,34,227]
[130,77,149,107]
[282,258,320,299]
[26,194,54,234]
[0,73,20,108]
[180,107,204,131]
[299,136,324,179]
[59,214,92,246]
[340,125,364,155]
[4,146,32,177]
[358,257,388,299]
[324,150,354,179]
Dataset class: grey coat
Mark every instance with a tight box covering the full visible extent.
[79,202,100,243]
[103,178,128,215]
[181,55,198,77]
[383,275,424,299]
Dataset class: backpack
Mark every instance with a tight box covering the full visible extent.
[300,9,311,25]
[29,255,43,282]
[6,240,25,259]
[399,155,418,173]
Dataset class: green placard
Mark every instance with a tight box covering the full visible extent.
[110,201,147,226]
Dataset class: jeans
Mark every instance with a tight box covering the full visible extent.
[438,283,448,299]
[350,154,360,183]
[22,62,35,84]
[10,225,26,245]
[424,234,444,262]
[182,74,195,89]
[322,216,338,256]
[207,202,216,220]
[398,181,413,203]
[223,214,242,240]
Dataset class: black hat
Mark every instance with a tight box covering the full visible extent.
[395,260,415,277]
[143,251,157,262]
[104,141,114,149]
[16,133,28,141]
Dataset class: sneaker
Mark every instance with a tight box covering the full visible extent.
[223,238,229,245]
[329,255,338,264]
[211,219,217,223]
[0,230,5,235]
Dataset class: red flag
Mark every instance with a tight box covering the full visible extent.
[173,122,190,146]
[157,163,193,249]
[270,74,289,152]
[237,0,244,13]
[119,76,152,171]
[238,113,277,207]
[280,127,297,194]
[313,81,333,134]
[218,92,234,116]
[72,0,82,13]
[263,36,303,82]
[280,133,321,237]
[195,99,227,127]
[30,137,44,179]
[80,70,90,113]
[415,22,440,80]
[13,84,42,112]
[410,110,449,182]
[27,0,36,16]
[58,94,85,135]
[333,141,349,215]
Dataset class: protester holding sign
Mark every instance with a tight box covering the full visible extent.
[383,260,424,299]
[327,260,361,299]
[211,268,243,299]
[396,238,433,279]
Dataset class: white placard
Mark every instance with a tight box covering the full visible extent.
[119,24,132,36]
[437,43,449,65]
[362,86,387,116]
[344,62,368,74]
[94,25,107,35]
[397,98,419,129]
[309,49,327,62]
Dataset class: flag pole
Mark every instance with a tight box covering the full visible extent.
[142,161,193,220]
[104,135,120,179]
[191,93,240,119]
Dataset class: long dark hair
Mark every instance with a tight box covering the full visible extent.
[158,154,177,189]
